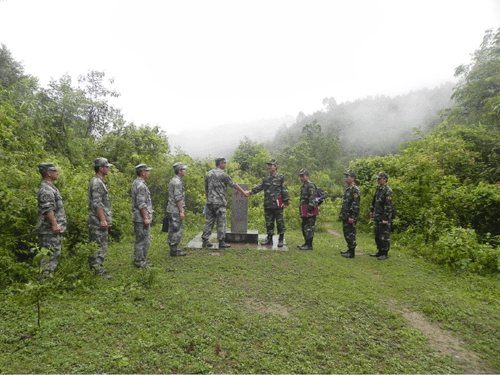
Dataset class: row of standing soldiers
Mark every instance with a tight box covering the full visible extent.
[340,170,394,260]
[36,158,394,278]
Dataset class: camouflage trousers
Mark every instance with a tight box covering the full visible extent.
[301,216,316,241]
[134,222,151,266]
[38,233,62,271]
[88,225,108,270]
[264,208,286,236]
[342,220,357,250]
[167,213,184,247]
[374,221,391,252]
[202,204,227,242]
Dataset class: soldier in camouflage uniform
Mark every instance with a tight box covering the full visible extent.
[167,162,187,257]
[249,159,289,247]
[131,164,154,267]
[88,157,113,278]
[36,163,67,273]
[201,157,249,249]
[369,172,394,260]
[298,169,317,251]
[340,170,360,258]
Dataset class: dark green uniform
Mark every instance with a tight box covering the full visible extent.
[370,185,394,256]
[340,184,360,251]
[250,173,289,236]
[300,181,317,244]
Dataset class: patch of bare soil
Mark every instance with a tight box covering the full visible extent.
[324,222,342,237]
[243,299,290,316]
[389,301,494,373]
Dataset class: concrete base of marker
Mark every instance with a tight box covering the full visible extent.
[226,230,259,244]
[186,232,288,251]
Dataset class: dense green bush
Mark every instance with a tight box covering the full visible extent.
[420,227,500,274]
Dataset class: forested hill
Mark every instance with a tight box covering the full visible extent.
[267,83,455,158]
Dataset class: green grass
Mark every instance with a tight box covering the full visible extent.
[1,220,499,374]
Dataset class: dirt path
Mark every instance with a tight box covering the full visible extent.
[325,222,495,373]
[324,222,342,237]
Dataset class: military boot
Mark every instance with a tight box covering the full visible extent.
[94,268,112,279]
[277,234,284,248]
[342,248,355,258]
[377,250,389,260]
[369,250,382,257]
[299,238,313,251]
[218,241,231,248]
[261,235,273,246]
[170,245,186,257]
[202,240,213,248]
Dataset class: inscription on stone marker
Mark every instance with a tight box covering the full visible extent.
[231,183,248,233]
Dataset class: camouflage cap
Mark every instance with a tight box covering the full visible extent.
[298,168,310,176]
[215,157,227,165]
[94,157,113,168]
[173,162,188,173]
[266,159,277,166]
[38,163,60,176]
[343,170,356,178]
[135,164,152,172]
[377,172,389,180]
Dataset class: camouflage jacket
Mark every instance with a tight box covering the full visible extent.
[250,173,289,209]
[299,181,317,212]
[167,175,186,214]
[131,177,153,222]
[370,185,394,222]
[205,168,237,206]
[88,175,113,226]
[340,184,360,221]
[37,180,67,234]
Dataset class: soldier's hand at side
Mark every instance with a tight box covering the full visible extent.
[143,217,151,226]
[244,190,251,197]
[180,211,185,221]
[369,212,374,219]
[348,218,355,224]
[100,220,108,230]
[52,223,62,234]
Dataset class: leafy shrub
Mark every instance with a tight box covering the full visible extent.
[422,227,500,274]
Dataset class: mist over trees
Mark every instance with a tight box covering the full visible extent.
[267,83,456,159]
[1,27,500,287]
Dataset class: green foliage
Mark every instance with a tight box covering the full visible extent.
[450,27,500,129]
[231,137,271,175]
[0,44,26,87]
[276,122,344,187]
[418,227,500,274]
[97,123,170,174]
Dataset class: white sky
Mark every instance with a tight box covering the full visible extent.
[1,0,499,134]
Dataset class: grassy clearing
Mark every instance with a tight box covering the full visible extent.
[1,220,499,374]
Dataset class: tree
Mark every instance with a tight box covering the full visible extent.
[450,27,500,128]
[0,44,26,87]
[77,70,123,137]
[231,137,272,176]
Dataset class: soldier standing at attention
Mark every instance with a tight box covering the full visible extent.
[298,169,317,251]
[201,157,249,249]
[249,159,289,247]
[340,170,360,258]
[131,164,154,267]
[88,157,113,278]
[369,172,394,260]
[36,163,67,274]
[167,162,188,257]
